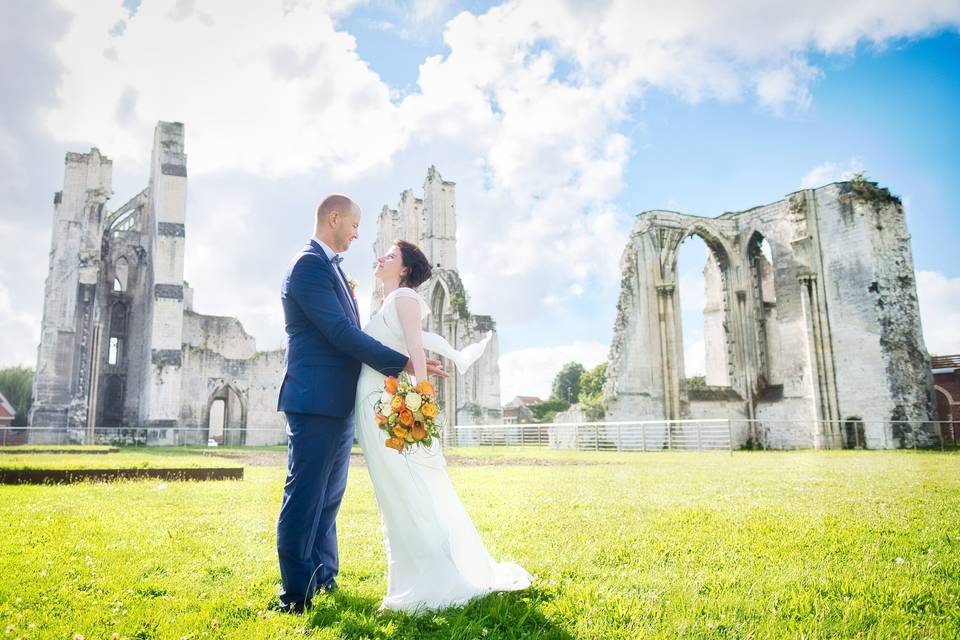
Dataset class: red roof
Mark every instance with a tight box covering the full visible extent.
[0,392,16,419]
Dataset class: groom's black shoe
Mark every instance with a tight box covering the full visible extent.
[273,599,309,615]
[317,580,338,595]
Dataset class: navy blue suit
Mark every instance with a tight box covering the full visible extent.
[276,239,407,609]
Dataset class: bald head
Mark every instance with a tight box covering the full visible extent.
[316,194,358,223]
[314,193,361,253]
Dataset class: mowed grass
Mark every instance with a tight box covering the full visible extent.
[0,449,958,639]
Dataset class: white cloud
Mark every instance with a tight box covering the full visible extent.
[684,338,706,378]
[499,341,608,401]
[917,270,960,356]
[4,0,959,370]
[801,157,865,188]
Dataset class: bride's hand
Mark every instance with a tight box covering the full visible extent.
[404,357,449,378]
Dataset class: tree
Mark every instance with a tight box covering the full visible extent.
[0,366,34,426]
[686,375,706,390]
[578,362,607,419]
[529,398,569,423]
[551,361,584,405]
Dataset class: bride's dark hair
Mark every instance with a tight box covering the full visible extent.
[396,240,432,289]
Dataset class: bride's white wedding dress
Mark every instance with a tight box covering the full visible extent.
[353,287,532,613]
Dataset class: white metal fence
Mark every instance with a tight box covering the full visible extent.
[2,418,957,451]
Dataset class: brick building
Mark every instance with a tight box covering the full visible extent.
[932,354,960,446]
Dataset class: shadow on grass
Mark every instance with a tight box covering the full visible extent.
[308,586,572,640]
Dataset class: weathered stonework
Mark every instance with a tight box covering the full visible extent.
[372,167,502,435]
[605,181,935,449]
[30,122,286,445]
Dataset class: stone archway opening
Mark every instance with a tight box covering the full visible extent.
[207,385,245,446]
[747,232,783,394]
[675,233,732,390]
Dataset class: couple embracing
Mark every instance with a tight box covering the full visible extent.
[275,194,532,614]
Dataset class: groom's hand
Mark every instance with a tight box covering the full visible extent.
[405,358,449,378]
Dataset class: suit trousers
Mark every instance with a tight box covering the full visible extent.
[276,411,354,607]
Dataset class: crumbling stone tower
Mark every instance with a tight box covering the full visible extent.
[373,167,502,431]
[605,180,935,449]
[30,122,287,444]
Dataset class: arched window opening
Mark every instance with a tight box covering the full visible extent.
[748,234,782,388]
[114,257,129,292]
[677,234,730,388]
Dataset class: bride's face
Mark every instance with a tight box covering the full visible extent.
[374,245,406,283]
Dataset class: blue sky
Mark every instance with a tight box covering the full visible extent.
[1,0,958,399]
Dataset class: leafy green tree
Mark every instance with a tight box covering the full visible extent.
[686,375,706,390]
[529,398,570,423]
[0,365,33,426]
[551,361,584,405]
[578,362,607,419]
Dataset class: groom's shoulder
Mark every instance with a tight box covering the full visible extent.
[285,244,323,276]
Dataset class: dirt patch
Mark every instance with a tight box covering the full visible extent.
[205,450,604,467]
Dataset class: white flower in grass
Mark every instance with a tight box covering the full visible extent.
[405,392,423,411]
[895,557,905,564]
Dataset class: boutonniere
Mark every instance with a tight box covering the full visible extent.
[346,275,358,299]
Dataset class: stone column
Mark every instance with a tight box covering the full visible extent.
[145,123,188,436]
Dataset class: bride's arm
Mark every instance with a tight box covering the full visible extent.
[395,296,428,381]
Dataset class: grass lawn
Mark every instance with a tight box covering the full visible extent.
[1,448,958,639]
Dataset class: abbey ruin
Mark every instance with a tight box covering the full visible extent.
[28,123,500,444]
[604,181,935,449]
[372,167,502,431]
[30,122,286,445]
[27,121,935,450]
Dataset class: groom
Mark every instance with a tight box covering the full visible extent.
[275,194,444,613]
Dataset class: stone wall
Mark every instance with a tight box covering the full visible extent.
[605,181,934,449]
[31,122,286,445]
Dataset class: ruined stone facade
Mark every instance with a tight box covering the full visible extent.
[30,122,286,445]
[372,167,502,432]
[605,181,936,449]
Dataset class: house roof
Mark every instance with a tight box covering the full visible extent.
[931,354,960,370]
[509,395,542,406]
[0,391,15,419]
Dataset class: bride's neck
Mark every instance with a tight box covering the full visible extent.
[381,278,401,297]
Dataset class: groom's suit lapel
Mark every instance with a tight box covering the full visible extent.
[308,239,361,327]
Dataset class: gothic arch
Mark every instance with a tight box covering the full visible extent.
[205,383,246,446]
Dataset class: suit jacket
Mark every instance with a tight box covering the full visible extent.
[277,239,408,417]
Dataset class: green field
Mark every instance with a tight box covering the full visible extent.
[1,448,958,639]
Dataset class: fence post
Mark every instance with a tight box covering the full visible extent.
[594,424,599,451]
[696,421,703,451]
[667,421,673,451]
[617,424,622,451]
[641,423,646,451]
[727,419,733,455]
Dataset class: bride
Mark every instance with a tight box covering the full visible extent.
[353,239,533,613]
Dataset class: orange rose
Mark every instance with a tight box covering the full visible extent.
[375,414,388,426]
[392,425,408,438]
[399,409,414,427]
[421,402,438,419]
[415,380,434,397]
[390,395,405,412]
[384,376,399,394]
[411,422,427,441]
[384,437,404,452]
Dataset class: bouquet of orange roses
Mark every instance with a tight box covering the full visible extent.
[374,372,442,453]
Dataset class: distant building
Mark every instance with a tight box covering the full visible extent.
[932,355,960,446]
[503,395,541,424]
[0,391,18,444]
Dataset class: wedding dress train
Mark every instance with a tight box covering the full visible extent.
[353,287,532,612]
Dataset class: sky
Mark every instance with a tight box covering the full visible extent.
[1,0,958,403]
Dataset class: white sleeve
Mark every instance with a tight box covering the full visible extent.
[392,288,430,319]
[422,330,493,373]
